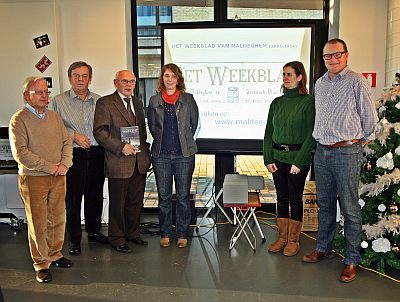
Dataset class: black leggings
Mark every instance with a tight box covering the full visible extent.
[272,160,310,221]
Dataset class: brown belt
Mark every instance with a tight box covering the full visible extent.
[322,139,361,148]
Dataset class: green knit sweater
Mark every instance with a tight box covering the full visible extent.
[263,88,316,168]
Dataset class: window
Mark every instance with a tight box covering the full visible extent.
[136,1,214,105]
[228,0,324,20]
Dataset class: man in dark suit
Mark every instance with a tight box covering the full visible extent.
[93,70,151,253]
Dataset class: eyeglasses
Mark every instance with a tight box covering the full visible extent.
[322,51,347,60]
[29,90,51,96]
[118,79,135,84]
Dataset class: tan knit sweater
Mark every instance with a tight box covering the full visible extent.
[9,107,73,176]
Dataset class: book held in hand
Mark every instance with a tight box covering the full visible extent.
[120,126,141,152]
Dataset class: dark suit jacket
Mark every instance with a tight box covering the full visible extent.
[93,91,150,178]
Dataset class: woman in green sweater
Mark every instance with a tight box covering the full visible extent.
[263,61,315,256]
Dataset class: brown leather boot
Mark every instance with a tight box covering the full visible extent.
[283,219,302,256]
[268,218,289,252]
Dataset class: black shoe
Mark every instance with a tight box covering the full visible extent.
[68,242,81,256]
[113,243,132,253]
[88,232,109,244]
[127,237,148,246]
[36,269,52,283]
[51,257,73,268]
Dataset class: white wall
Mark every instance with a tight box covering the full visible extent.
[338,0,388,100]
[55,0,131,95]
[386,0,400,86]
[0,0,130,127]
[0,1,60,127]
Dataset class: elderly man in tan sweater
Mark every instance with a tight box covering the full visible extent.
[9,77,73,283]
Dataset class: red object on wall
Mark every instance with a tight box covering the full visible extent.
[35,55,52,73]
[362,72,376,87]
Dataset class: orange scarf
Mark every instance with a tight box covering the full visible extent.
[162,89,180,105]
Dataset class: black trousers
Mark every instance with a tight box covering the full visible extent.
[272,160,310,221]
[66,146,105,243]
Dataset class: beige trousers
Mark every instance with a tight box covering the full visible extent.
[18,175,66,271]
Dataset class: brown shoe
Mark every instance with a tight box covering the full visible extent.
[177,238,188,248]
[302,250,333,263]
[36,269,52,283]
[339,265,358,283]
[160,237,170,248]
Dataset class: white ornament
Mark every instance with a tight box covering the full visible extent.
[385,152,393,160]
[379,106,386,114]
[371,238,391,253]
[381,118,389,124]
[376,153,395,170]
[396,102,400,109]
[397,188,400,196]
[378,204,386,212]
[358,199,365,208]
[361,241,369,249]
[395,146,400,156]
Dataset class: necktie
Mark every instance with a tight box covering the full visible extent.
[123,97,136,124]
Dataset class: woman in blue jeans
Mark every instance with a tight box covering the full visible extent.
[147,63,199,248]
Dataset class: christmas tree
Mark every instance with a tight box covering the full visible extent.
[334,73,400,273]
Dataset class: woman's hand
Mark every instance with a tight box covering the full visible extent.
[266,163,278,173]
[290,165,300,174]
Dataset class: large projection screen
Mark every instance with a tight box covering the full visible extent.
[163,25,313,152]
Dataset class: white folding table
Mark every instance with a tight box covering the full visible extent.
[224,192,266,251]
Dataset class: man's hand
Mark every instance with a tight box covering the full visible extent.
[266,163,278,173]
[55,163,68,176]
[50,163,68,176]
[122,144,138,156]
[50,163,59,175]
[74,132,91,149]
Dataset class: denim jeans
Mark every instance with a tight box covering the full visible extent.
[272,160,310,221]
[152,154,195,239]
[314,142,363,265]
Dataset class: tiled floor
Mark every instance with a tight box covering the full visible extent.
[143,154,276,208]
